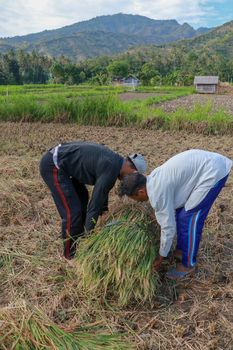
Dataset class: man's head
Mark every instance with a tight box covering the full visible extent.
[119,153,147,179]
[118,172,148,202]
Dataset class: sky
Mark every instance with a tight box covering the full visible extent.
[0,0,232,38]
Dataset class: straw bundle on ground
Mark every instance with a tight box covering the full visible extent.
[0,302,132,350]
[76,203,160,306]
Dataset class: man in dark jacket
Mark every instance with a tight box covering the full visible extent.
[40,141,147,259]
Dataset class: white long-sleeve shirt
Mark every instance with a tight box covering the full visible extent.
[146,149,232,257]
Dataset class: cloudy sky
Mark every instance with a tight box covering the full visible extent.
[0,0,232,38]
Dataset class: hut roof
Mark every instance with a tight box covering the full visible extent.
[194,76,219,84]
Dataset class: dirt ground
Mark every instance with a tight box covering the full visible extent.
[157,94,233,114]
[119,92,163,101]
[1,122,233,349]
[119,92,233,116]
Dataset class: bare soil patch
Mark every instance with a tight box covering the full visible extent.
[1,122,233,349]
[158,94,233,114]
[119,92,162,101]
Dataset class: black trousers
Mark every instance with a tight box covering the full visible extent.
[40,151,89,259]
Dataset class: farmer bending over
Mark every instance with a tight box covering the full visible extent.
[119,149,232,280]
[40,141,147,259]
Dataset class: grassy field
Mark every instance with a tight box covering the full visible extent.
[0,84,193,95]
[0,84,233,134]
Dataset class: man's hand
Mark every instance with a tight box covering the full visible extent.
[152,256,164,272]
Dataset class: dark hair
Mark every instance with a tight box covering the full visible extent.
[126,156,137,170]
[118,173,147,197]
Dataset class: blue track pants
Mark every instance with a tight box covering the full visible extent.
[176,175,229,267]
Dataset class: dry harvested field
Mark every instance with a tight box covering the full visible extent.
[157,94,233,114]
[119,92,163,101]
[1,122,233,349]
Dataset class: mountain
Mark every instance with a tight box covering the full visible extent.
[12,32,145,61]
[0,13,210,60]
[173,20,233,58]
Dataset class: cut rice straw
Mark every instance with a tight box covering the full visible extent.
[0,301,133,350]
[76,203,160,306]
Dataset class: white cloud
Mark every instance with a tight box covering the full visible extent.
[0,0,230,38]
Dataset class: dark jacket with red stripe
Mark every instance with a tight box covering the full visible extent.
[57,142,124,231]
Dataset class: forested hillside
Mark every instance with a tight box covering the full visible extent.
[0,19,232,85]
[0,13,209,60]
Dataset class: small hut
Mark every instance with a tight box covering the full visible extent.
[112,76,140,88]
[194,76,219,94]
[121,76,140,87]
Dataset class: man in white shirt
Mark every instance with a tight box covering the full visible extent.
[119,149,232,280]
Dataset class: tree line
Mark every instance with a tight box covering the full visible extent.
[0,46,232,86]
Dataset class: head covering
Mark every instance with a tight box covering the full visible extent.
[129,153,147,174]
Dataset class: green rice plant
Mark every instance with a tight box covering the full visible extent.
[2,84,233,134]
[76,203,160,306]
[138,101,233,134]
[135,85,194,95]
[166,102,233,134]
[0,95,42,121]
[0,302,132,350]
[0,84,129,97]
[0,93,137,125]
[42,94,136,125]
[41,95,73,122]
[206,108,233,134]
